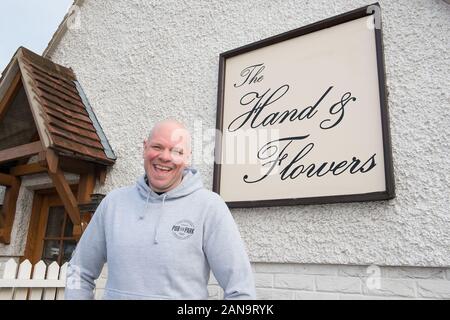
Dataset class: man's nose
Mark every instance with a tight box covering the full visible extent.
[159,148,172,161]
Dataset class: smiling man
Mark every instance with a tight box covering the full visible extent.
[143,120,191,193]
[65,119,256,300]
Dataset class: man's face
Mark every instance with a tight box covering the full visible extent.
[143,122,191,193]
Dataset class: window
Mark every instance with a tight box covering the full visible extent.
[24,187,86,265]
[41,205,77,265]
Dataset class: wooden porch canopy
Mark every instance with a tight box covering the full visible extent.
[0,47,116,244]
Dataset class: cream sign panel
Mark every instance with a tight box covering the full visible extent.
[213,5,395,207]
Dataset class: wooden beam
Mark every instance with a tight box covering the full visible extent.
[37,151,47,168]
[77,170,96,237]
[0,141,44,164]
[78,171,96,204]
[45,149,58,174]
[10,163,47,176]
[96,166,107,185]
[0,176,21,244]
[0,72,22,123]
[0,173,15,186]
[46,150,81,226]
[33,196,50,263]
[22,193,43,264]
[48,169,81,225]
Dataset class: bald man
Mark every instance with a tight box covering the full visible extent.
[65,120,256,300]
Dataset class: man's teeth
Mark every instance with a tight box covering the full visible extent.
[155,164,172,171]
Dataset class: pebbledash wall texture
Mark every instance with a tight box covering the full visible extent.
[1,0,449,299]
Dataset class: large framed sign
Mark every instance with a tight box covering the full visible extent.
[213,3,395,208]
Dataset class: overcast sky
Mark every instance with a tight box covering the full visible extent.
[0,0,73,73]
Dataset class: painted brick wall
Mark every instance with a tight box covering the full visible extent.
[209,263,450,300]
[90,262,450,300]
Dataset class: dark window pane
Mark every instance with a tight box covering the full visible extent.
[62,241,77,263]
[45,206,65,237]
[64,214,74,237]
[42,240,60,262]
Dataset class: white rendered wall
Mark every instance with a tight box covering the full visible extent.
[44,0,450,268]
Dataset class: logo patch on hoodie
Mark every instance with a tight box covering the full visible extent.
[172,220,195,240]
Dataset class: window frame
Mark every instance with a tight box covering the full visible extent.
[23,186,80,265]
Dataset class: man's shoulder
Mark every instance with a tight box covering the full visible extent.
[193,188,224,204]
[191,188,231,219]
[102,184,137,202]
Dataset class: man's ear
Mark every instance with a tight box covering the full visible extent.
[143,139,148,156]
[185,152,192,167]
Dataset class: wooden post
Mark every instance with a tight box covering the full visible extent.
[77,169,96,235]
[22,194,43,264]
[77,170,96,204]
[96,166,107,185]
[37,151,46,167]
[0,176,21,244]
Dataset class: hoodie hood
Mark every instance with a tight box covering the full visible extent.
[136,167,204,202]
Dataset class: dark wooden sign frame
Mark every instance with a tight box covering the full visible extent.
[213,3,395,208]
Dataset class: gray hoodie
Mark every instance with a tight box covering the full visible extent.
[65,168,255,299]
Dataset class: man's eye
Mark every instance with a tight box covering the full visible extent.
[172,150,183,155]
[152,145,161,150]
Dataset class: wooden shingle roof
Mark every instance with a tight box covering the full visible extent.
[0,47,115,165]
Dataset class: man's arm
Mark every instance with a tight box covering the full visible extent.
[65,199,107,300]
[203,196,256,299]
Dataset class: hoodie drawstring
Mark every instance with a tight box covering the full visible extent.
[153,194,166,244]
[139,191,150,220]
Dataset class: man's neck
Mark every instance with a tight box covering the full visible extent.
[144,175,165,195]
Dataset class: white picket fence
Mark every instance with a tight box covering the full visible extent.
[0,259,67,300]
